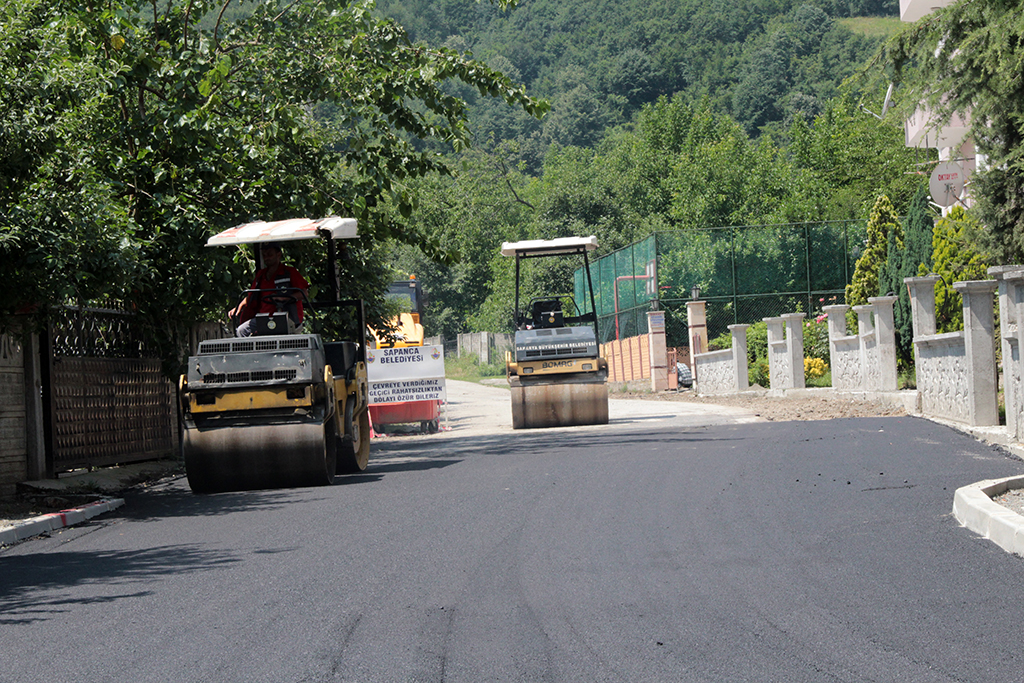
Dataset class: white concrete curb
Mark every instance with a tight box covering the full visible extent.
[953,476,1024,556]
[0,498,124,547]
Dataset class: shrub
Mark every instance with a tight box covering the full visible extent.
[804,357,827,379]
[745,320,769,366]
[879,184,934,368]
[749,357,770,387]
[708,329,733,351]
[445,352,505,381]
[803,317,830,365]
[924,205,990,333]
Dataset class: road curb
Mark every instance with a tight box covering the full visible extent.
[0,498,124,547]
[953,476,1024,556]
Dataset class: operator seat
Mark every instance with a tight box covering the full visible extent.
[531,299,564,329]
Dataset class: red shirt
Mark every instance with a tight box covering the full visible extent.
[240,265,309,323]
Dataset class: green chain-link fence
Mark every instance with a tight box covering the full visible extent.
[574,220,867,347]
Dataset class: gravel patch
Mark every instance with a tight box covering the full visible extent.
[612,389,908,422]
[991,487,1024,517]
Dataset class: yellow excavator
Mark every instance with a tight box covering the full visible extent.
[502,236,609,429]
[178,217,371,493]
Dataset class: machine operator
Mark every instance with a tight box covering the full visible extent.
[231,242,310,337]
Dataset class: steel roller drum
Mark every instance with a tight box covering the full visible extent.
[184,419,337,493]
[510,375,609,429]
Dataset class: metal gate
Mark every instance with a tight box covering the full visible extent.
[46,306,176,473]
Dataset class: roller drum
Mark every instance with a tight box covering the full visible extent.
[510,375,609,429]
[184,419,336,493]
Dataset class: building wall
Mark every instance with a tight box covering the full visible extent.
[0,333,27,496]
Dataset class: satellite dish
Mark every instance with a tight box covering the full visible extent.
[929,161,965,207]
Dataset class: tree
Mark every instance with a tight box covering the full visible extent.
[847,194,901,306]
[394,143,536,340]
[878,184,933,366]
[879,1,1024,260]
[0,0,545,364]
[787,95,923,221]
[925,206,989,334]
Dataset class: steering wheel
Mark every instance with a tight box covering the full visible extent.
[243,286,309,310]
[263,290,300,310]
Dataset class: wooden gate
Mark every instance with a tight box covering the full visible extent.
[46,307,176,473]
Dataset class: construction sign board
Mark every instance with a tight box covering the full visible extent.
[366,345,446,404]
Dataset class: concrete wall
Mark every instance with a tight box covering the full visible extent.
[0,332,26,497]
[693,324,749,395]
[905,276,998,427]
[916,332,971,423]
[457,332,513,365]
[824,297,898,393]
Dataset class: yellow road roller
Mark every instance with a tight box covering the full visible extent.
[501,236,609,429]
[179,217,371,493]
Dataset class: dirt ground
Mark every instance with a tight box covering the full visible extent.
[612,388,908,422]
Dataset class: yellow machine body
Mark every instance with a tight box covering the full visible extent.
[501,236,610,430]
[179,336,371,493]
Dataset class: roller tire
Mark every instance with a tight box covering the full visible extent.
[510,378,608,429]
[184,417,337,493]
[337,399,371,474]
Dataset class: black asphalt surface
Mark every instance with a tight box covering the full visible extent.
[3,415,1024,682]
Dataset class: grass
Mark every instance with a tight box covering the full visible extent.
[805,369,832,388]
[444,353,506,382]
[837,16,904,39]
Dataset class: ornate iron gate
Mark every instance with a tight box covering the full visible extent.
[46,307,176,473]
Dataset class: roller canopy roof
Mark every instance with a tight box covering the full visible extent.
[206,216,358,246]
[500,236,598,257]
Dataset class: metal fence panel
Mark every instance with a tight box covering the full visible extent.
[578,220,867,346]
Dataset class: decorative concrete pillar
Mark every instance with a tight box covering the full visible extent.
[869,296,899,391]
[783,313,806,390]
[988,266,1024,436]
[954,279,999,426]
[904,275,942,338]
[823,304,850,341]
[728,324,750,391]
[764,316,785,389]
[647,310,669,392]
[686,300,707,379]
[764,314,805,390]
[853,303,875,390]
[1007,271,1024,439]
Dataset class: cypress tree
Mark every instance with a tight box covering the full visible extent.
[879,184,933,366]
[847,195,902,307]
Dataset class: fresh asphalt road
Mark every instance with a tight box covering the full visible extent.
[4,393,1024,681]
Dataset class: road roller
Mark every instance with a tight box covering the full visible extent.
[501,236,609,429]
[178,217,371,493]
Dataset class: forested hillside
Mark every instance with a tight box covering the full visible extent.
[370,0,925,340]
[0,0,928,360]
[377,0,898,166]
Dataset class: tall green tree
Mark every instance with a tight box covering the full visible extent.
[878,184,932,366]
[788,95,923,220]
[0,0,545,363]
[847,194,901,306]
[925,206,989,334]
[394,143,536,340]
[879,0,1024,260]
